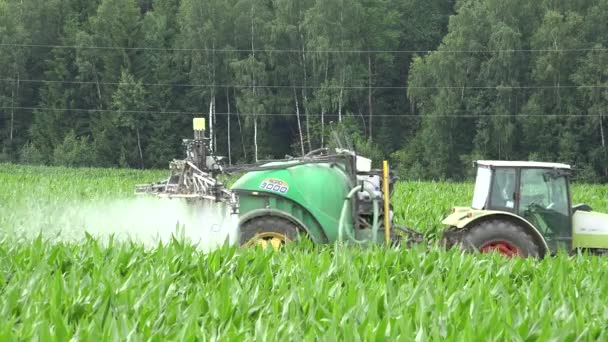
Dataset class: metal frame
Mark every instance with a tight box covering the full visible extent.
[135,160,235,203]
[136,134,360,210]
[484,165,518,213]
[135,122,236,206]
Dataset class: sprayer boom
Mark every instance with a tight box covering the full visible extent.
[135,118,235,205]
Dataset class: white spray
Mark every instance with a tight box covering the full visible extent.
[10,197,239,251]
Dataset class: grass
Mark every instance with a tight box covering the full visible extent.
[1,163,608,340]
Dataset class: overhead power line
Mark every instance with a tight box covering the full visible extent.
[1,43,607,54]
[1,78,607,90]
[1,106,601,118]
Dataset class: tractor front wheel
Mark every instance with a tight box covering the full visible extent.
[239,216,303,250]
[462,219,540,258]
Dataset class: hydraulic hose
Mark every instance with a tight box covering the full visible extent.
[338,184,380,245]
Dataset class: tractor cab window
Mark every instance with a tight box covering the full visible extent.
[488,168,516,211]
[519,169,571,250]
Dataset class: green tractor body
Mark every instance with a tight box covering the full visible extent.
[442,161,608,257]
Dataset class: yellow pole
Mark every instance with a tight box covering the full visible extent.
[383,160,391,245]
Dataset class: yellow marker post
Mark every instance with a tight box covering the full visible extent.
[193,118,206,131]
[383,160,391,245]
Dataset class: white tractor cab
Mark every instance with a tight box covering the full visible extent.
[442,160,608,257]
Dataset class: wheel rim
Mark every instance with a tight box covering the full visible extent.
[480,240,522,258]
[244,232,290,251]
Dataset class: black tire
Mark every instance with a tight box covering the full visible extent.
[462,219,540,258]
[238,216,304,247]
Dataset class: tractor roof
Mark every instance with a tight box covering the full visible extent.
[476,160,572,170]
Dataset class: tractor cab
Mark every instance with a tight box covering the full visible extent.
[471,161,573,251]
[443,160,608,257]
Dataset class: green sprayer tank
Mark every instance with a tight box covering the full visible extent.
[231,159,354,243]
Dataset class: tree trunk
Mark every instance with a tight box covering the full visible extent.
[10,75,17,142]
[136,126,144,169]
[237,109,247,161]
[303,79,311,152]
[252,83,258,163]
[212,43,217,153]
[254,116,258,162]
[213,104,217,152]
[601,110,605,148]
[358,108,367,134]
[209,98,214,152]
[251,4,258,163]
[300,34,311,152]
[338,9,345,123]
[252,84,258,163]
[339,68,346,122]
[226,88,231,165]
[321,61,328,146]
[338,83,343,123]
[368,55,373,141]
[321,106,325,146]
[601,110,607,177]
[93,64,102,104]
[294,87,305,156]
[10,100,14,141]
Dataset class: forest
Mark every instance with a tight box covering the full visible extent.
[0,0,606,182]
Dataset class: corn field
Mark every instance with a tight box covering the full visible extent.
[1,163,608,340]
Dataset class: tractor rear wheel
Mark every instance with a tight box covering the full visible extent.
[238,216,303,250]
[462,219,540,258]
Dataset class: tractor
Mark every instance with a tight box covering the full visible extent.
[441,160,608,257]
[136,118,608,257]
